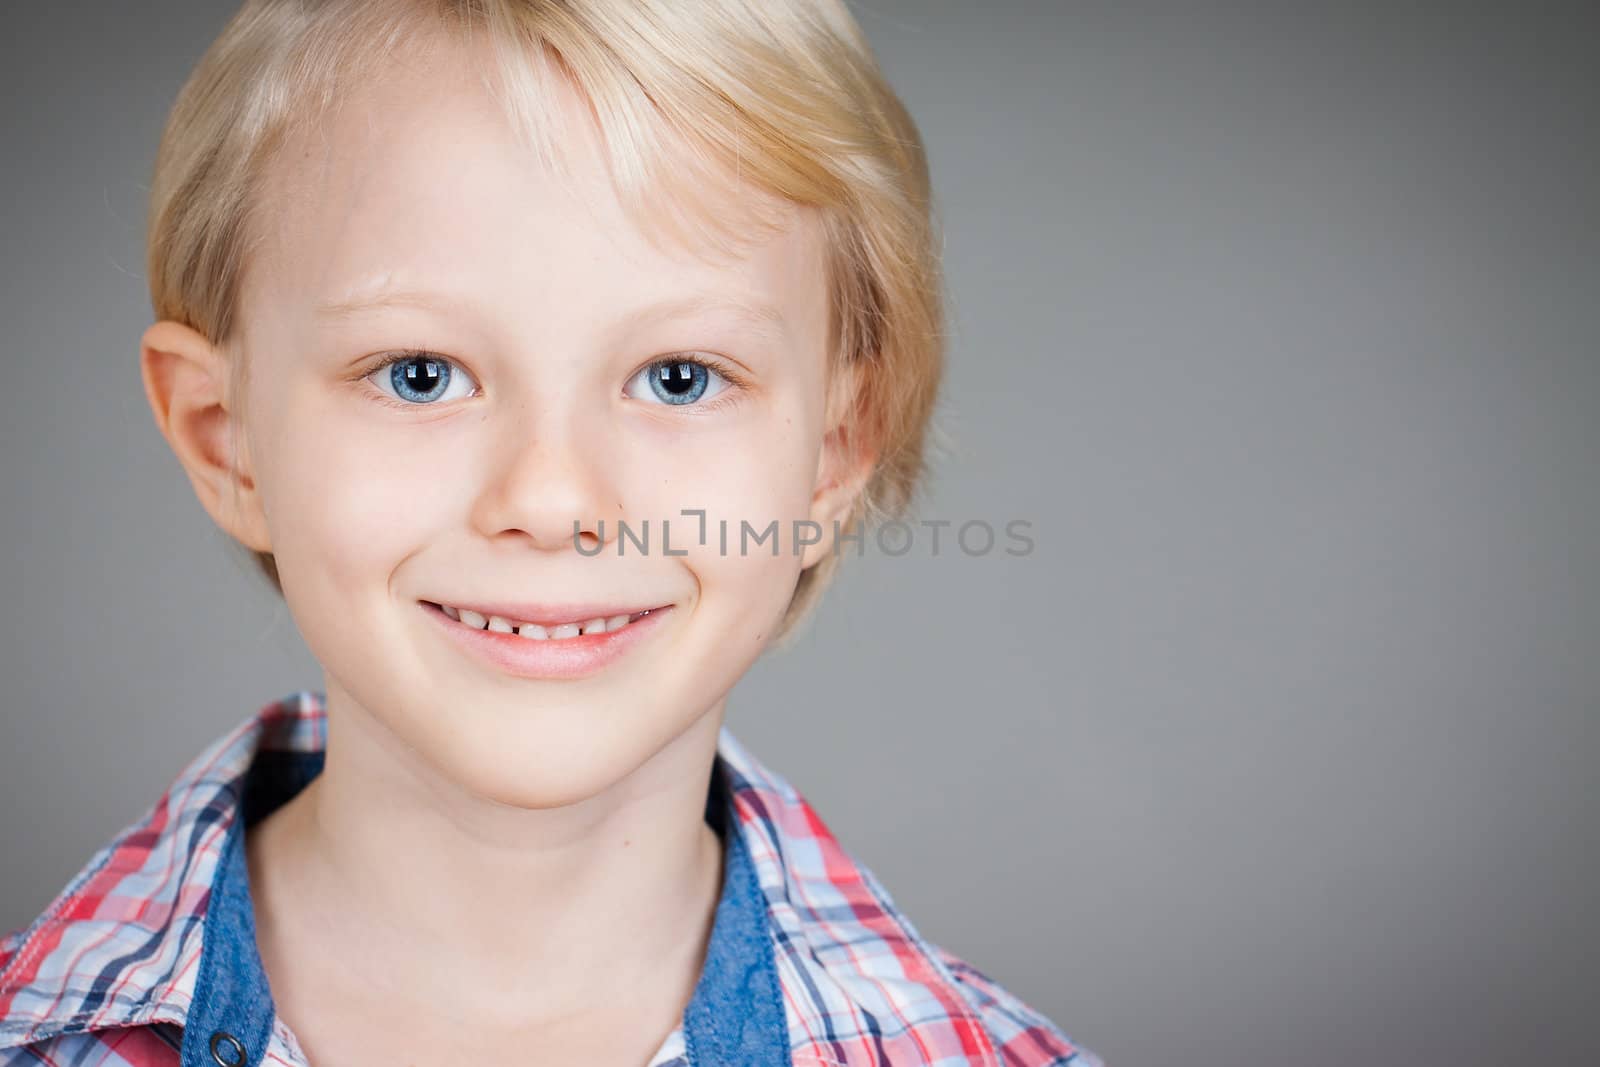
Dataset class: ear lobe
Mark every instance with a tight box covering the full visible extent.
[139,321,273,553]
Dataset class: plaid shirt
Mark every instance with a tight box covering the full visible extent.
[0,691,1101,1067]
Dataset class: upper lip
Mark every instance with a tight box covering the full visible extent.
[423,598,672,628]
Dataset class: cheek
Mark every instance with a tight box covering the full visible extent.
[617,404,822,634]
[253,394,451,590]
[619,403,820,543]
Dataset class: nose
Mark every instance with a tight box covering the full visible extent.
[468,409,623,554]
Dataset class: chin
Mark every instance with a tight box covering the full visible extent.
[421,721,653,810]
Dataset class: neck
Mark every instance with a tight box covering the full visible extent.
[245,683,728,1030]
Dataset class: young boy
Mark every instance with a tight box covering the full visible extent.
[0,2,1101,1065]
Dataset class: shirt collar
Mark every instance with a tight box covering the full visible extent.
[0,691,1005,1066]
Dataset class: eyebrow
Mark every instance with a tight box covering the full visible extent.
[314,287,790,343]
[315,287,457,319]
[616,293,790,342]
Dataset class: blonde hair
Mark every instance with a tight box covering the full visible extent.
[147,0,946,647]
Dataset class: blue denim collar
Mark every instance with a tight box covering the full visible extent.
[181,749,791,1067]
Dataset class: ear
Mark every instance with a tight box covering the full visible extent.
[801,361,876,571]
[139,321,273,553]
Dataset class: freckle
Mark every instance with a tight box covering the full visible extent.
[623,838,631,847]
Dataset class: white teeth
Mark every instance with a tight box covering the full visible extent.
[440,603,639,640]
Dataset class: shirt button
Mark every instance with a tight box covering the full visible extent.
[210,1030,247,1067]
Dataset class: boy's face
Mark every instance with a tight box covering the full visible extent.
[211,39,860,807]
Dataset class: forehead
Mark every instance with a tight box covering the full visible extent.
[244,31,824,334]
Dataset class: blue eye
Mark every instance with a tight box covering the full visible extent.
[625,358,732,406]
[368,352,478,405]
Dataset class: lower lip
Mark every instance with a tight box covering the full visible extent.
[421,601,673,680]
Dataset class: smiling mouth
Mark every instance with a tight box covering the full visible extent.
[421,600,664,641]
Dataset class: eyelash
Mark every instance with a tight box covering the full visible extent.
[356,349,751,413]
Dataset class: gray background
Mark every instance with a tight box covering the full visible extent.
[3,3,1596,1065]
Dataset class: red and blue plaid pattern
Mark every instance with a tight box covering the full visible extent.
[0,691,1101,1066]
